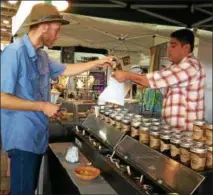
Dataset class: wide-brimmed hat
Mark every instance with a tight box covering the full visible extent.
[22,3,70,27]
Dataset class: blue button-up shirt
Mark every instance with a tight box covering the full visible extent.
[1,34,66,154]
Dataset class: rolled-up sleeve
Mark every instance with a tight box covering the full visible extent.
[48,57,66,80]
[146,61,199,89]
[1,48,19,95]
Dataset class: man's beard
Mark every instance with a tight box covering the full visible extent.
[42,34,53,48]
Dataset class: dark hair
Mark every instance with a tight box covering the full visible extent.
[170,29,194,52]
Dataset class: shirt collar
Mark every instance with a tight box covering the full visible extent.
[22,34,38,61]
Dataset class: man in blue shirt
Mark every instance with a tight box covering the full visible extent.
[1,3,115,195]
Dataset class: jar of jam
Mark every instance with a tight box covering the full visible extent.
[139,125,150,145]
[131,120,142,139]
[180,140,193,166]
[204,124,213,146]
[190,145,207,171]
[115,115,123,129]
[109,113,116,126]
[172,133,182,139]
[206,145,212,169]
[161,129,172,134]
[193,120,205,142]
[170,138,181,160]
[104,111,111,123]
[181,131,193,139]
[160,133,171,155]
[149,130,160,150]
[121,118,131,133]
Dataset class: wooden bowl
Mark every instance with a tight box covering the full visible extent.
[73,166,100,181]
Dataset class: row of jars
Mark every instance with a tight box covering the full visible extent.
[193,120,212,146]
[140,127,212,172]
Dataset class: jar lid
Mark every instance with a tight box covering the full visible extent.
[180,139,193,147]
[150,126,159,131]
[139,125,149,131]
[122,118,131,124]
[142,118,151,122]
[105,111,110,115]
[115,108,122,111]
[152,118,161,122]
[162,124,171,130]
[206,145,213,152]
[170,138,181,144]
[172,128,181,134]
[153,122,161,126]
[132,121,141,127]
[143,122,152,127]
[172,133,182,139]
[160,133,171,139]
[193,141,205,148]
[115,115,123,121]
[206,124,213,130]
[181,137,193,142]
[190,146,207,154]
[100,109,105,113]
[135,114,142,119]
[161,129,172,134]
[150,130,160,136]
[123,108,129,112]
[128,113,134,117]
[193,120,205,126]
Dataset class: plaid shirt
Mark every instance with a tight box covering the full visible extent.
[147,54,206,131]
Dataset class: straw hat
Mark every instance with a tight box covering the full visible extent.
[22,3,70,27]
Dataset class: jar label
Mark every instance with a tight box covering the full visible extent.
[122,124,130,132]
[139,131,149,144]
[180,148,190,163]
[193,125,204,140]
[205,129,212,146]
[131,127,139,137]
[150,136,160,148]
[171,144,180,157]
[206,152,213,168]
[160,140,170,152]
[191,153,206,170]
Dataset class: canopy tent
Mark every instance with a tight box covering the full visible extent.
[12,1,212,64]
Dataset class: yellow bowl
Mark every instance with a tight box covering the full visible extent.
[73,166,100,181]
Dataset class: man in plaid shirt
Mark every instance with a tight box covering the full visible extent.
[112,29,206,131]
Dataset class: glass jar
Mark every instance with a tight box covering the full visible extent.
[170,138,181,160]
[172,133,182,139]
[160,133,171,155]
[181,131,193,139]
[104,111,110,123]
[131,120,142,139]
[149,130,160,150]
[127,113,134,118]
[115,115,123,129]
[161,129,172,134]
[204,124,213,146]
[143,122,152,127]
[99,109,105,120]
[109,113,116,126]
[193,120,206,142]
[121,118,131,133]
[180,140,193,166]
[190,145,207,171]
[206,145,213,169]
[139,125,150,145]
[134,114,142,121]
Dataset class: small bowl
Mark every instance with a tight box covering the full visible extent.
[73,166,100,181]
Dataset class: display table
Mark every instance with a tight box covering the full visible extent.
[48,142,117,195]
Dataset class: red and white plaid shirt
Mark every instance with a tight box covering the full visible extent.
[147,54,206,131]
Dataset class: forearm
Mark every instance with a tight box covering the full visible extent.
[127,72,150,87]
[1,93,44,111]
[62,61,98,76]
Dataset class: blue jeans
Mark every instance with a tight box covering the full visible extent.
[8,149,43,195]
